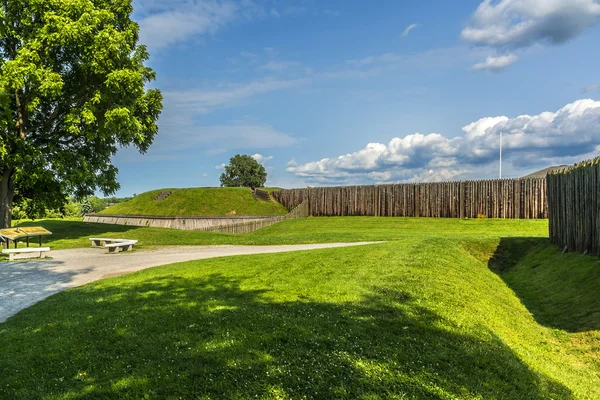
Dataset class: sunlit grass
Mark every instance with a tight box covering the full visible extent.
[17,216,549,250]
[1,218,598,399]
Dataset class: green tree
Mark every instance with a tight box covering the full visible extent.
[87,196,106,213]
[62,198,82,218]
[219,154,267,188]
[0,0,162,228]
[80,198,93,215]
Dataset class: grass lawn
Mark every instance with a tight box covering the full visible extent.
[0,218,598,399]
[99,187,288,217]
[15,217,549,250]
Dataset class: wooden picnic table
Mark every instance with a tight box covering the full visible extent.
[0,226,52,248]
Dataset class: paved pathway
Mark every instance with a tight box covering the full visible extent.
[0,243,379,323]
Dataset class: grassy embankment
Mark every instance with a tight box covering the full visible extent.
[99,187,288,216]
[1,218,599,399]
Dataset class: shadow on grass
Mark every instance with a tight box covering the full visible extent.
[18,219,141,242]
[488,237,600,333]
[487,237,544,273]
[0,274,571,399]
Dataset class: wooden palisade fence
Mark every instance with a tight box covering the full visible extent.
[547,156,600,256]
[273,178,547,219]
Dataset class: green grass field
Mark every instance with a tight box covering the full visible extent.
[100,187,288,216]
[1,217,599,399]
[16,217,549,250]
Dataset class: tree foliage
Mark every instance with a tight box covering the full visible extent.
[0,0,162,227]
[219,154,267,188]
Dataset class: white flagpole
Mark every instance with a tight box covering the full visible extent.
[499,131,503,179]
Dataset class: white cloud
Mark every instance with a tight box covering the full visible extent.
[322,9,341,17]
[240,50,259,59]
[406,169,471,183]
[345,46,488,70]
[169,46,486,117]
[281,6,307,16]
[260,60,305,73]
[583,84,600,92]
[471,54,519,72]
[137,1,238,52]
[215,164,226,170]
[170,47,477,115]
[287,99,600,184]
[158,118,297,154]
[201,173,208,177]
[401,23,421,38]
[462,0,600,71]
[113,118,296,164]
[163,77,311,114]
[135,0,268,52]
[251,154,273,163]
[112,102,299,163]
[461,0,600,49]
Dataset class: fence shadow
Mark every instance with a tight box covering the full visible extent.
[488,237,600,333]
[0,274,572,399]
[487,237,543,273]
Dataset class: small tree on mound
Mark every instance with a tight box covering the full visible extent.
[220,154,267,188]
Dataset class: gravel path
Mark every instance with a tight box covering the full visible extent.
[0,242,379,323]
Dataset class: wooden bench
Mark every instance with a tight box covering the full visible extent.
[89,238,138,253]
[2,247,50,261]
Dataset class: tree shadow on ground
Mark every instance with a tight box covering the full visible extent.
[18,219,141,242]
[0,259,94,323]
[488,237,600,333]
[0,274,572,399]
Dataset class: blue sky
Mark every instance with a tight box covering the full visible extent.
[112,0,600,196]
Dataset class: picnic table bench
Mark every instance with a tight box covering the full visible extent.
[89,238,138,253]
[0,226,52,260]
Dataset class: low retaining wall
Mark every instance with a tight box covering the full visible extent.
[83,201,310,234]
[83,214,276,231]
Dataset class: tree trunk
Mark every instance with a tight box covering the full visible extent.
[0,168,15,229]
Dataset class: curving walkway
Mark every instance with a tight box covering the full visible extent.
[0,242,379,323]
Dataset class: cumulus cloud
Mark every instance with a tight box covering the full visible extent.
[287,99,600,184]
[471,54,519,72]
[251,154,273,163]
[401,23,421,38]
[463,0,600,71]
[461,0,600,48]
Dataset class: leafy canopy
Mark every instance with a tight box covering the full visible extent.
[220,154,267,188]
[0,0,162,200]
